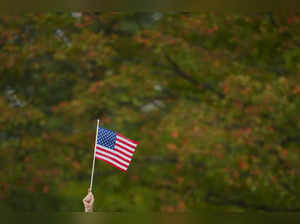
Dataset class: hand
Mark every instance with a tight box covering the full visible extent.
[83,188,94,212]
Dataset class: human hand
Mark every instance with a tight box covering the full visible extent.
[83,188,94,212]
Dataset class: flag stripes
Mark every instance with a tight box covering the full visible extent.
[115,145,133,156]
[96,146,131,162]
[95,154,127,172]
[116,141,135,152]
[116,135,138,147]
[96,150,130,166]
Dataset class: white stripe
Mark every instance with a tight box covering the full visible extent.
[116,135,137,147]
[96,145,132,161]
[97,144,113,152]
[95,155,128,170]
[96,149,130,166]
[115,145,133,156]
[116,141,135,152]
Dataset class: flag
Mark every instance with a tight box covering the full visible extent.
[94,127,138,172]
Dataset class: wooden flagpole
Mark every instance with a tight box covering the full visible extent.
[89,119,99,192]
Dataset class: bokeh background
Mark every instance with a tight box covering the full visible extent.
[0,12,300,212]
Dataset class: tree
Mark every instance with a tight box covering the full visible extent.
[0,12,299,211]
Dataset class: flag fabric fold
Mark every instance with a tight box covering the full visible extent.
[94,127,138,172]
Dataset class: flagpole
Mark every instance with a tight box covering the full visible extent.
[89,119,99,192]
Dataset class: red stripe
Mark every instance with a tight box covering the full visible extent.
[115,143,134,154]
[96,146,131,163]
[116,138,137,150]
[114,147,133,158]
[117,134,138,145]
[95,151,129,167]
[95,156,126,172]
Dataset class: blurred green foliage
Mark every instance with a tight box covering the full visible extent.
[0,12,300,212]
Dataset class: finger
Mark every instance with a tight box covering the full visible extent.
[88,193,94,200]
[83,194,91,203]
[84,193,90,199]
[89,193,94,199]
[88,188,91,193]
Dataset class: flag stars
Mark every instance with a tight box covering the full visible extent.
[97,127,117,150]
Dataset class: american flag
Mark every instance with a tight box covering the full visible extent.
[94,127,138,172]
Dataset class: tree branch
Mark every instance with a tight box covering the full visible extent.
[164,52,225,98]
[281,134,300,145]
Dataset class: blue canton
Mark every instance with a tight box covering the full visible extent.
[97,127,117,150]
